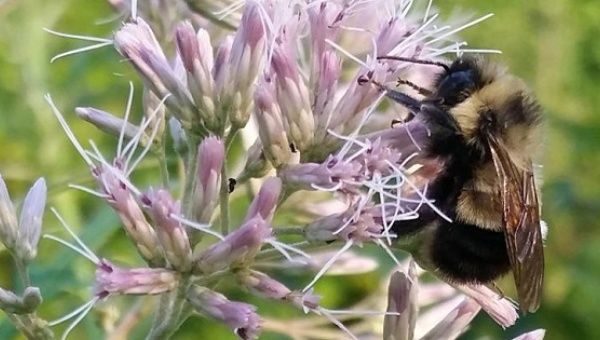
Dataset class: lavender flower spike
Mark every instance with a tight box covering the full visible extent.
[254,79,292,168]
[238,270,291,300]
[76,107,145,144]
[271,41,315,153]
[220,0,266,129]
[114,18,195,125]
[16,178,46,262]
[187,286,261,340]
[193,137,225,223]
[176,22,219,132]
[145,189,193,272]
[194,216,272,274]
[244,177,281,223]
[96,165,165,266]
[95,259,179,299]
[419,299,481,340]
[384,268,419,340]
[0,175,18,250]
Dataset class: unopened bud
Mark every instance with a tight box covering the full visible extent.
[95,259,179,298]
[187,286,261,340]
[0,175,18,250]
[193,137,224,223]
[0,286,42,314]
[145,189,192,272]
[194,216,271,274]
[244,177,281,223]
[16,178,46,262]
[237,140,273,182]
[76,106,145,142]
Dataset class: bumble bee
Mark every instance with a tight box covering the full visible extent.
[372,55,545,312]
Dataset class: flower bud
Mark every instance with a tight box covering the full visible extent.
[95,165,165,266]
[238,270,291,300]
[176,22,219,132]
[384,268,419,340]
[455,284,518,328]
[271,43,314,152]
[16,178,46,262]
[312,51,341,141]
[419,298,480,340]
[193,137,224,223]
[114,18,195,125]
[244,177,281,223]
[76,107,144,143]
[0,286,42,314]
[95,259,178,298]
[254,79,292,168]
[194,216,271,274]
[169,117,187,154]
[219,1,266,128]
[187,286,261,340]
[0,175,18,250]
[237,140,273,182]
[145,189,192,272]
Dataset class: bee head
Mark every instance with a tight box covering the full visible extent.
[445,59,543,164]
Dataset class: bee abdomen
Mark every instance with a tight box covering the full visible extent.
[430,220,510,284]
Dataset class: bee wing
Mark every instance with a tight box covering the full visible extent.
[488,136,544,313]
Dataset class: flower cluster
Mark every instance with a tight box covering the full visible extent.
[0,0,546,339]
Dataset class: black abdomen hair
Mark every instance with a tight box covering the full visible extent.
[430,220,510,283]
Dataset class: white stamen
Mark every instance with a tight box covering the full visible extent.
[325,39,368,68]
[87,141,142,197]
[131,0,138,19]
[169,214,225,240]
[401,0,415,17]
[43,28,113,43]
[376,238,402,266]
[50,207,100,263]
[117,82,135,159]
[45,94,94,167]
[423,0,434,23]
[126,94,170,176]
[426,13,494,46]
[385,160,452,222]
[214,0,244,19]
[266,240,294,262]
[318,308,359,340]
[43,235,98,264]
[303,240,353,293]
[50,42,113,63]
[68,184,108,199]
[268,238,311,259]
[48,297,98,326]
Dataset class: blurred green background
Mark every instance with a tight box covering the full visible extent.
[0,0,598,339]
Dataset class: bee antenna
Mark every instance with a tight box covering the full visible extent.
[377,55,450,73]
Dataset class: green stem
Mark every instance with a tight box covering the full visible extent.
[181,140,199,217]
[157,145,170,188]
[14,257,31,288]
[219,129,238,235]
[273,227,305,236]
[8,313,54,340]
[146,276,192,340]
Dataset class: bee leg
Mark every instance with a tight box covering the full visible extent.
[396,78,432,97]
[391,114,415,128]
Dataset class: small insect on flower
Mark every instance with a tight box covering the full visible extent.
[366,54,546,313]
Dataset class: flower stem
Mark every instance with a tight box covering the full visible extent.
[181,139,199,217]
[219,129,238,235]
[14,257,31,288]
[146,276,192,340]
